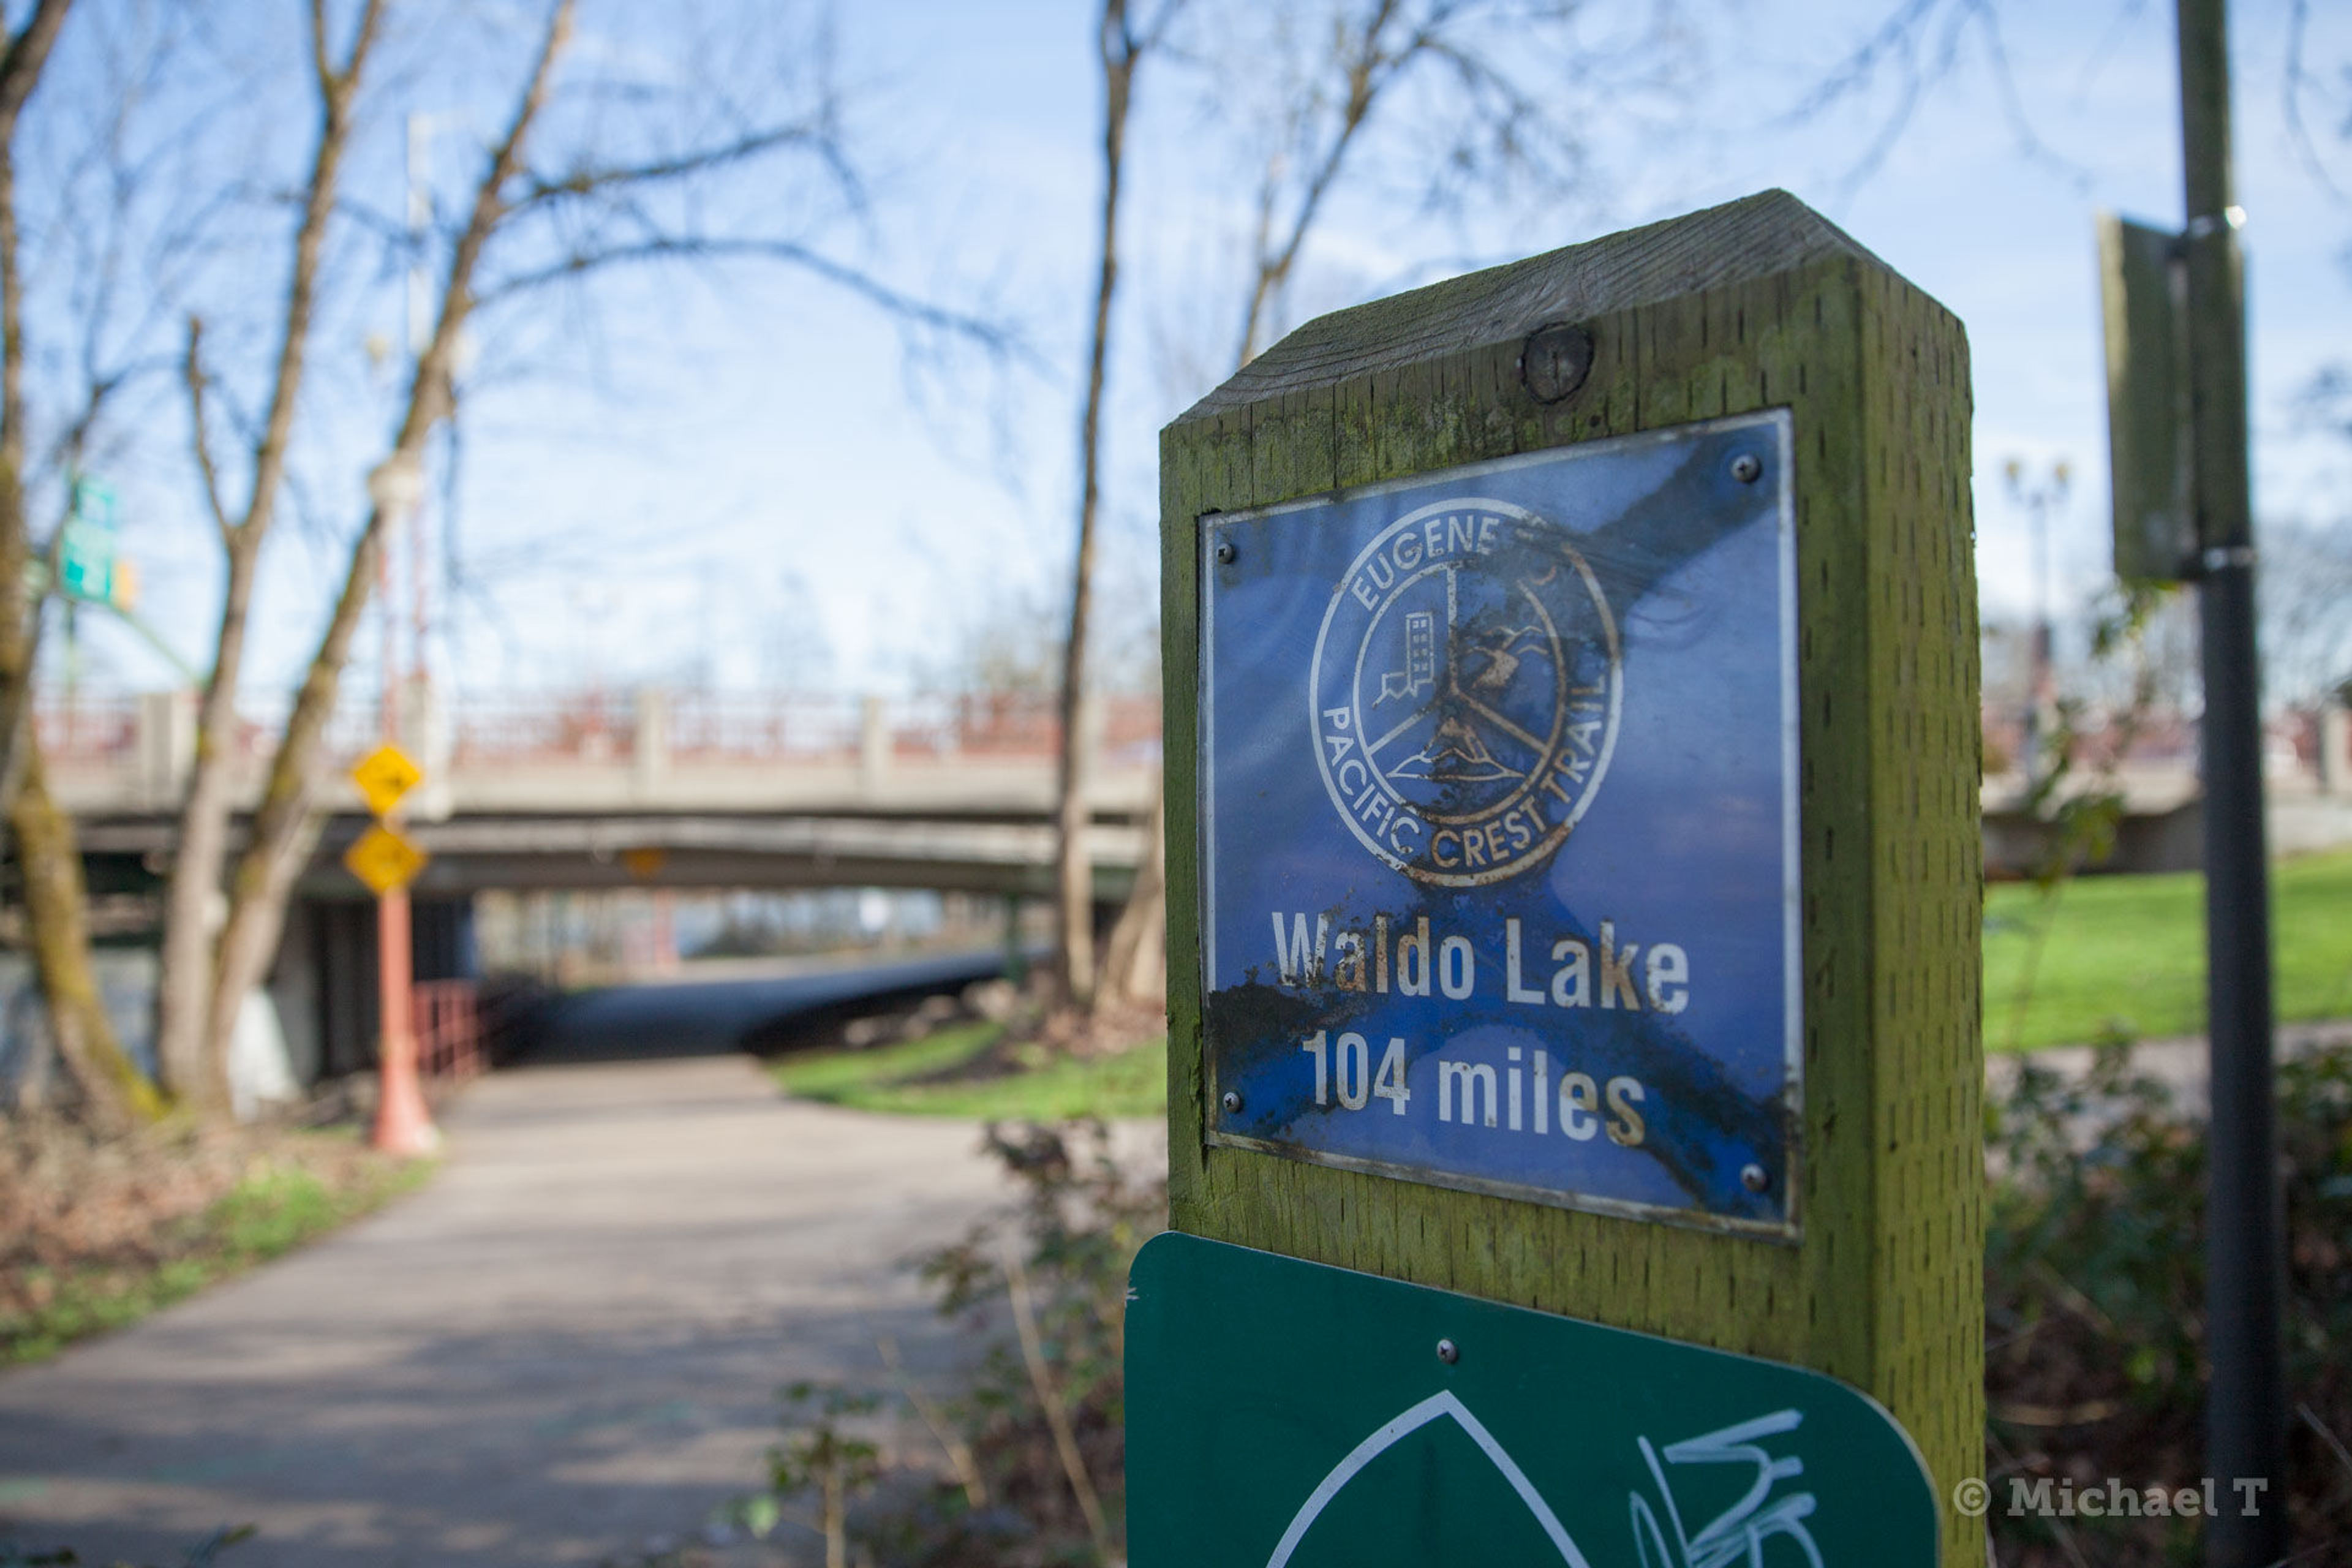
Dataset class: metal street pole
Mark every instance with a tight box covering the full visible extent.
[405,113,435,710]
[2003,460,2071,793]
[2176,2,2286,1562]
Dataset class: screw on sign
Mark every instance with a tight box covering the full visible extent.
[350,743,424,820]
[343,822,429,896]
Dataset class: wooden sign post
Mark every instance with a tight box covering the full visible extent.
[1142,190,1983,1566]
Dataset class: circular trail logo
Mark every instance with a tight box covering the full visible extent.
[1309,497,1621,887]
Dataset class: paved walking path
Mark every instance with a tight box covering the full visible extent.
[1985,1017,2352,1109]
[0,1055,1018,1567]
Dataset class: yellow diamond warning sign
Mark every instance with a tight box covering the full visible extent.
[343,823,429,895]
[350,744,423,818]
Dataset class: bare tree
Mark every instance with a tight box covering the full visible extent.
[0,0,165,1126]
[2258,520,2352,707]
[0,0,69,827]
[192,0,580,1095]
[1085,0,1696,1013]
[1223,0,1610,366]
[1054,0,1188,1014]
[152,0,388,1117]
[157,0,1015,1102]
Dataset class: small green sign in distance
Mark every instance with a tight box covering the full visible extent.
[1127,1232,1939,1567]
[2097,211,2194,584]
[58,475,120,605]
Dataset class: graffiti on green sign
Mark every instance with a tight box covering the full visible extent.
[1267,1392,1825,1567]
[1125,1234,1937,1567]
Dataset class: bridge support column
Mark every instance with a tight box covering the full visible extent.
[135,690,195,812]
[631,687,669,802]
[859,696,889,794]
[407,675,454,821]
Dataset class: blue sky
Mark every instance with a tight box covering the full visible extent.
[50,0,2352,704]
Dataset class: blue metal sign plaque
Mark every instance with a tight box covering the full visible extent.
[1198,411,1799,1235]
[1126,1232,1940,1566]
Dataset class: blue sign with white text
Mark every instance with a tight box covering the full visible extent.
[1198,412,1800,1235]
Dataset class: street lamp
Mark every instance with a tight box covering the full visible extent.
[2003,458,2072,793]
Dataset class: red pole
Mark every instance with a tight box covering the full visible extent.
[371,882,435,1154]
[371,492,438,1155]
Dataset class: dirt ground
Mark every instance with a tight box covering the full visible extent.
[0,1107,411,1357]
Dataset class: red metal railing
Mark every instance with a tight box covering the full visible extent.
[35,695,140,762]
[451,690,640,764]
[413,980,485,1082]
[36,686,1171,771]
[665,692,864,760]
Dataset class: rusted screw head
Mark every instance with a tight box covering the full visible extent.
[1221,1090,1243,1114]
[1519,322,1594,405]
[1730,453,1763,484]
[1214,540,1237,564]
[1436,1338,1460,1365]
[1741,1163,1770,1194]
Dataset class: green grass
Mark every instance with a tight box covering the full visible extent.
[766,851,2351,1120]
[0,1148,434,1366]
[771,1022,1169,1118]
[1985,848,2352,1052]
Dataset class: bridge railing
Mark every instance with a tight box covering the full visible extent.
[32,685,1169,814]
[35,695,142,762]
[453,690,643,763]
[665,692,864,761]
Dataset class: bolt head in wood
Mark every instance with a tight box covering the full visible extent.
[1518,322,1594,404]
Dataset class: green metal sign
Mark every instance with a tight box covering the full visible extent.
[2097,212,2193,583]
[1126,1232,1940,1566]
[59,475,126,606]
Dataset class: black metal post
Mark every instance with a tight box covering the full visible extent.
[2176,2,2288,1562]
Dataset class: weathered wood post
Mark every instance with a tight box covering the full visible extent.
[1132,190,1982,1566]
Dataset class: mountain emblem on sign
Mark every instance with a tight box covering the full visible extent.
[1310,497,1622,888]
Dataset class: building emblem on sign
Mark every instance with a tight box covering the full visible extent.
[1310,498,1621,888]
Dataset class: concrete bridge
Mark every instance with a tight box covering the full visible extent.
[45,685,1163,901]
[16,686,1162,1099]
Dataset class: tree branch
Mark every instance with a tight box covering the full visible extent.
[398,0,578,447]
[0,0,72,137]
[476,235,1029,362]
[239,0,385,540]
[2284,0,2351,208]
[182,317,232,541]
[514,121,837,211]
[307,0,333,95]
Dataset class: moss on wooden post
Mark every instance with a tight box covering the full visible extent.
[1159,189,1983,1567]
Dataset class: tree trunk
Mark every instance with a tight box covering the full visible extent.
[152,608,243,1111]
[1093,2,1388,1012]
[0,0,72,827]
[205,517,385,1081]
[1054,0,1139,1015]
[0,1,140,1125]
[157,1,384,1118]
[12,742,161,1128]
[1096,772,1164,1006]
